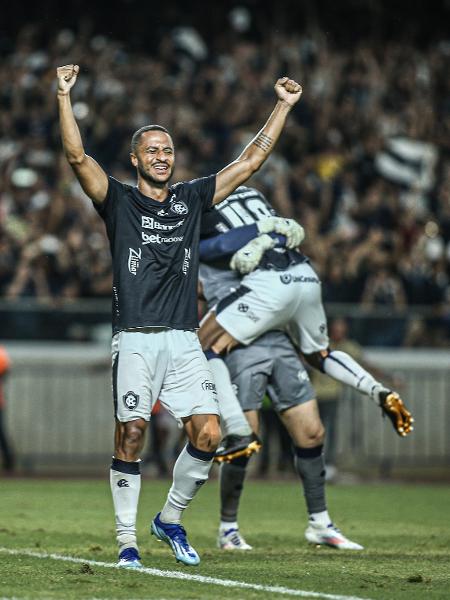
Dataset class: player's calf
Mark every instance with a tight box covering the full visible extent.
[218,454,253,550]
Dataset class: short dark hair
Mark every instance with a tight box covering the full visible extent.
[130,125,171,153]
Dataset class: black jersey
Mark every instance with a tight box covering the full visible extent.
[95,174,216,334]
[200,186,306,271]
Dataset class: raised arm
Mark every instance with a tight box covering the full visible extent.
[57,65,108,204]
[212,77,302,205]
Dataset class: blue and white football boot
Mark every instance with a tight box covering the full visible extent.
[151,512,200,566]
[116,547,143,568]
[218,526,252,550]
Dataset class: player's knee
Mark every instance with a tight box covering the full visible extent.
[196,421,221,452]
[303,422,325,447]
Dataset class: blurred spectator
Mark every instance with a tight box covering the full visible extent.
[0,345,15,472]
[0,9,449,345]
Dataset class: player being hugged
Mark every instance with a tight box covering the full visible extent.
[56,64,302,568]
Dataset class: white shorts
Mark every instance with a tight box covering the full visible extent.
[112,328,219,422]
[215,263,329,355]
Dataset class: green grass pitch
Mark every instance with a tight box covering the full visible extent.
[0,477,449,599]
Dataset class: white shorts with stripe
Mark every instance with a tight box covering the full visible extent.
[215,262,329,355]
[112,328,219,422]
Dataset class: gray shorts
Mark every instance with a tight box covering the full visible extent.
[112,328,219,422]
[225,331,315,413]
[216,262,329,355]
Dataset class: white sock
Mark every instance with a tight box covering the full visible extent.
[220,520,238,532]
[323,351,383,403]
[309,510,332,527]
[208,357,252,436]
[110,458,141,552]
[160,443,215,524]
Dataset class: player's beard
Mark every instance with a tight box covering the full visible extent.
[137,161,173,187]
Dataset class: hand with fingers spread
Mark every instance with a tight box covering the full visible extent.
[274,76,302,107]
[230,234,276,275]
[56,64,80,96]
[257,217,305,249]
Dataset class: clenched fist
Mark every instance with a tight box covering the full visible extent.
[57,64,79,96]
[274,77,302,107]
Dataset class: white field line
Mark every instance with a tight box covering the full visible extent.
[0,547,373,600]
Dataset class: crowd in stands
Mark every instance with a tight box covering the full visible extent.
[1,12,449,345]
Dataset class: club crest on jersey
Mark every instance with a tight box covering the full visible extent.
[123,391,139,410]
[128,248,142,275]
[170,199,188,215]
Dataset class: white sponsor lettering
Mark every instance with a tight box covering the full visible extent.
[141,216,184,231]
[182,248,191,275]
[128,248,142,275]
[142,232,184,245]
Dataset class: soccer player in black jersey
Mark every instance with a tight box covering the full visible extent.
[57,63,302,567]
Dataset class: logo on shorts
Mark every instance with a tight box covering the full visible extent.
[195,479,206,486]
[201,380,217,393]
[170,199,188,215]
[280,272,320,285]
[298,370,310,382]
[123,391,140,410]
[319,323,327,334]
[117,479,129,488]
[280,273,292,284]
[238,303,249,313]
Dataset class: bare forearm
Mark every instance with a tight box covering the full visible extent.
[212,77,301,205]
[58,93,85,164]
[238,100,292,169]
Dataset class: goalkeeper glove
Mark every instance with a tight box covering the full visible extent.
[230,234,276,275]
[256,217,305,249]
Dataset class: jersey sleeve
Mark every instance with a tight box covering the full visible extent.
[93,176,123,221]
[199,226,287,261]
[188,174,216,211]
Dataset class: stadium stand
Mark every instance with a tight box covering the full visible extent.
[0,2,449,346]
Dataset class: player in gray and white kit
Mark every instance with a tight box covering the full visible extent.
[198,186,413,550]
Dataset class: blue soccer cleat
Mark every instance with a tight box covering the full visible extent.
[151,512,200,566]
[116,547,143,569]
